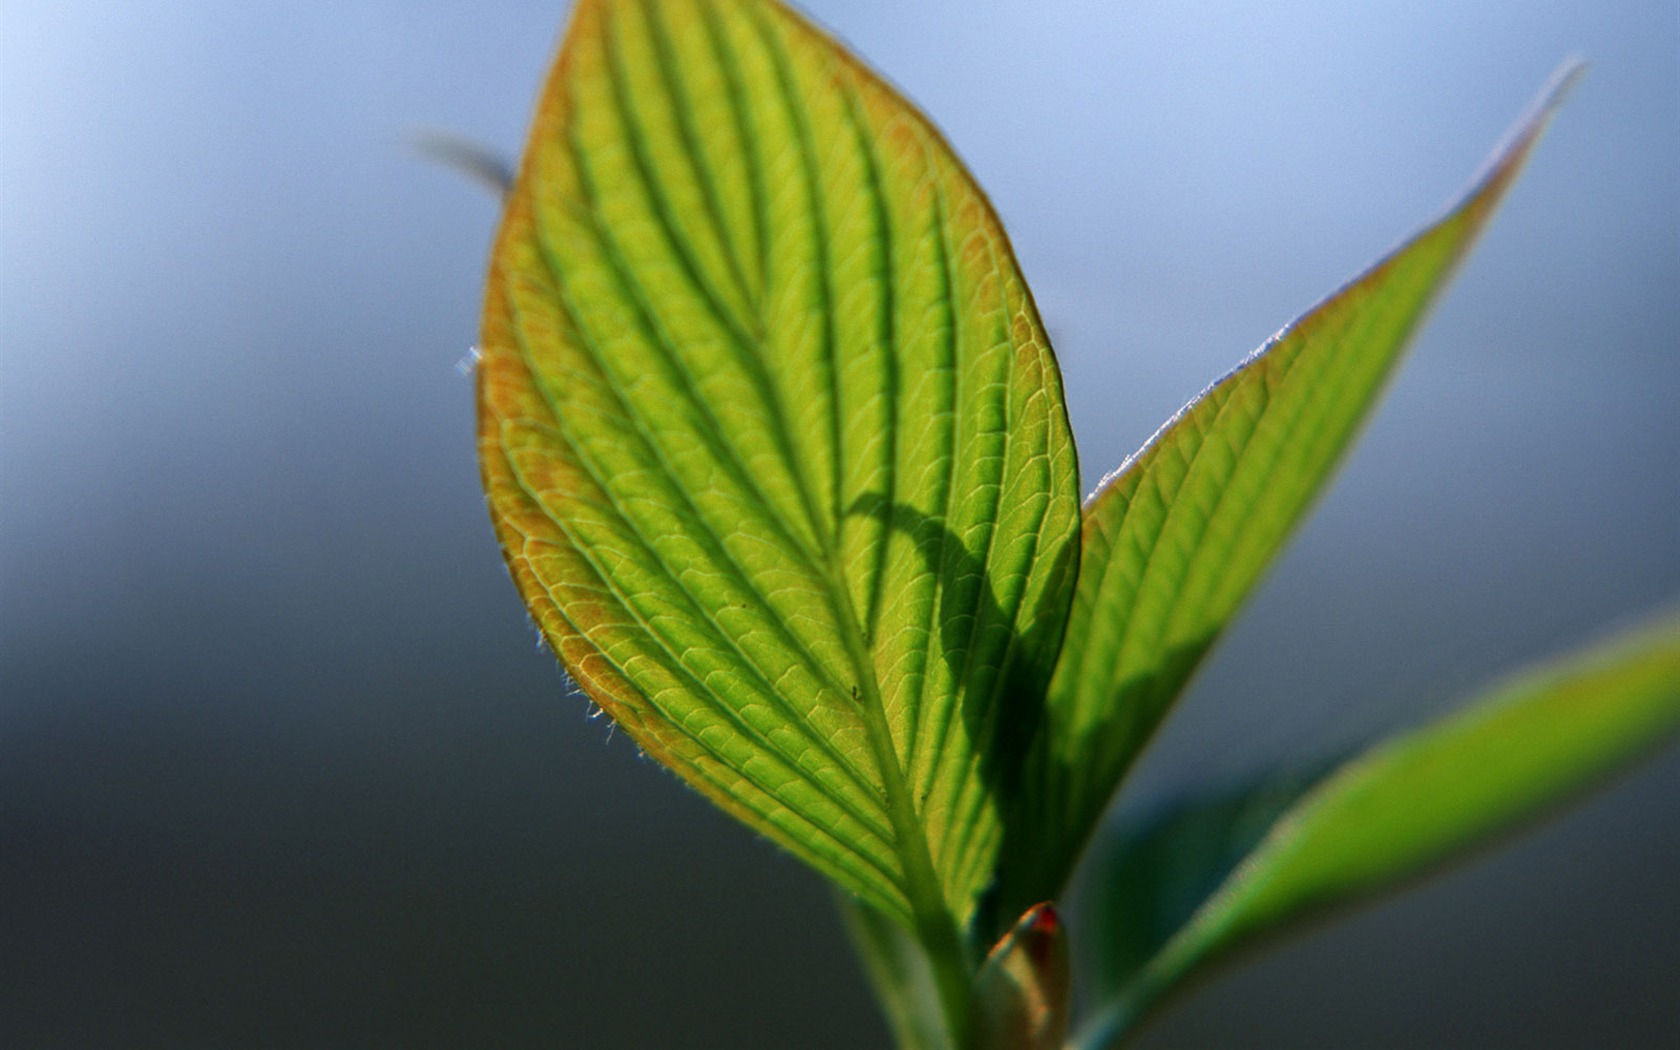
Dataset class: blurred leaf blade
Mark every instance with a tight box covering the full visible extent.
[996,67,1583,915]
[1077,607,1680,1048]
[838,894,954,1050]
[477,0,1080,945]
[1085,762,1336,996]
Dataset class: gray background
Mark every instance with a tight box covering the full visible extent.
[3,1,1675,1046]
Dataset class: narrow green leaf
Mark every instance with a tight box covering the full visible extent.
[1076,607,1680,1048]
[477,0,1080,965]
[993,68,1582,918]
[1083,762,1335,997]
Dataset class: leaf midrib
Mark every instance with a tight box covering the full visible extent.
[739,2,968,983]
[511,49,910,862]
[548,0,970,948]
[496,292,904,885]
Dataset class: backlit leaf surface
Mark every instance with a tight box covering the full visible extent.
[477,0,1079,935]
[993,69,1582,918]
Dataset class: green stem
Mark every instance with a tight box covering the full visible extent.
[837,892,955,1050]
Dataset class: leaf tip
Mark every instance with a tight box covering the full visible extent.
[1459,58,1585,217]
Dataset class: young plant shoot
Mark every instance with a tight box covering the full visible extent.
[473,1,1680,1045]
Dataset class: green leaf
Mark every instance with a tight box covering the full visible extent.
[1083,762,1336,998]
[475,0,1080,987]
[991,67,1582,919]
[1075,607,1680,1048]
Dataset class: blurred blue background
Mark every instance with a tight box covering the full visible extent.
[2,1,1675,1045]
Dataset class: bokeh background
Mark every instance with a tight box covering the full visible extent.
[3,0,1675,1046]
